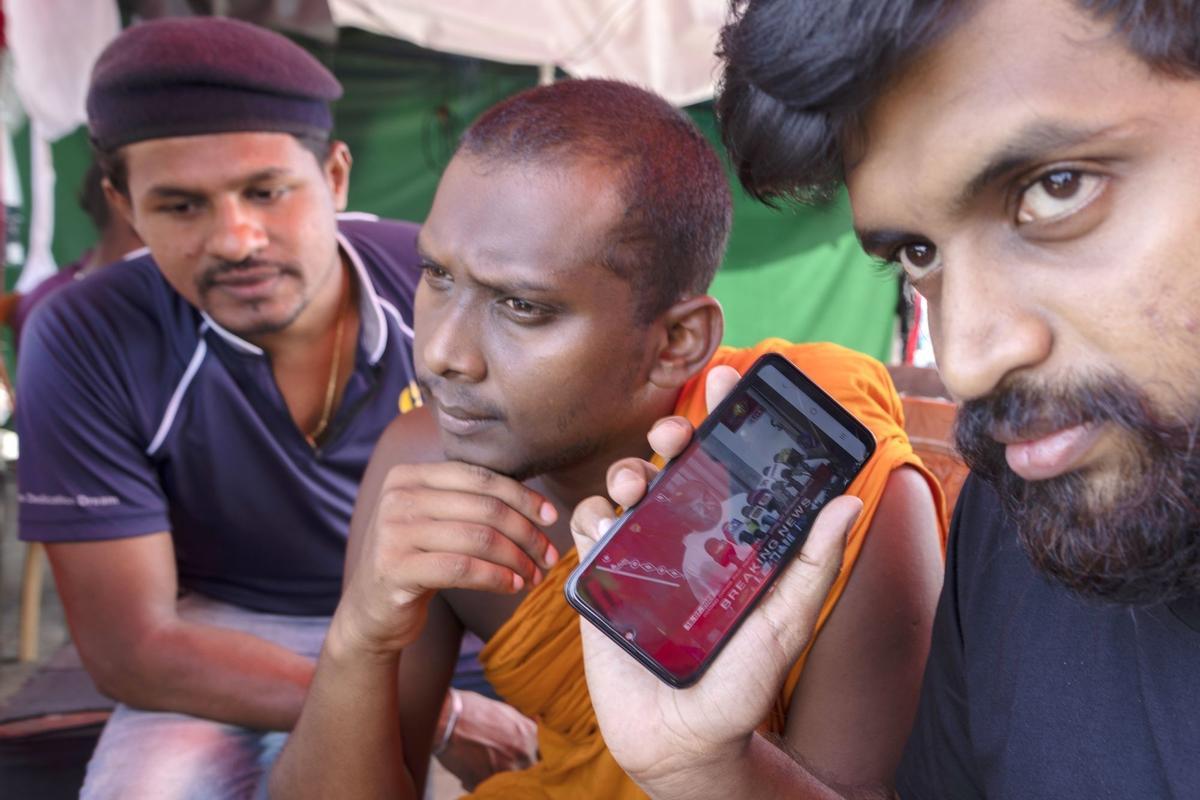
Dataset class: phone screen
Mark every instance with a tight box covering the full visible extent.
[566,355,876,686]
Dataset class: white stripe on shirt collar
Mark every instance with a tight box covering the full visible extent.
[379,298,414,340]
[200,311,263,355]
[146,324,210,456]
[336,231,389,365]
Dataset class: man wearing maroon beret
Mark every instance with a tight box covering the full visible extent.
[15,16,533,798]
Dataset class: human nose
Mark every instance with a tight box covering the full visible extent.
[206,196,268,263]
[928,250,1053,401]
[419,296,487,383]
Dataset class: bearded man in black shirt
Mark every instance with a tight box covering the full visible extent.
[569,1,1200,797]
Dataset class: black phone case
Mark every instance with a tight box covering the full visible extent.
[564,352,878,688]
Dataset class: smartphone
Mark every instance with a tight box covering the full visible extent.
[564,353,877,687]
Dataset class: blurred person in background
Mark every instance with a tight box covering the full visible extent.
[9,160,144,350]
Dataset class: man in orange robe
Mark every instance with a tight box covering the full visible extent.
[272,79,946,799]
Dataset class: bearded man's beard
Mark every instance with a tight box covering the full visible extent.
[954,375,1200,606]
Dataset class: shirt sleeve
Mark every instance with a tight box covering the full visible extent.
[16,299,170,541]
[894,477,984,799]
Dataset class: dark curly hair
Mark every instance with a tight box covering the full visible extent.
[716,0,1200,204]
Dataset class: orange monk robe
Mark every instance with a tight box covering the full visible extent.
[471,340,949,799]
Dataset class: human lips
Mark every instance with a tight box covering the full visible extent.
[431,400,501,437]
[203,263,290,299]
[995,422,1106,481]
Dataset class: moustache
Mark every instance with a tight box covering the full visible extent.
[953,372,1200,605]
[196,258,301,292]
[954,374,1188,463]
[416,375,506,421]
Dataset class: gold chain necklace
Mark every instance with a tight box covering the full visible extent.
[305,275,350,447]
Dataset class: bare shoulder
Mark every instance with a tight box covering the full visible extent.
[874,466,939,539]
[782,465,942,784]
[841,464,943,642]
[845,467,943,650]
[856,465,943,596]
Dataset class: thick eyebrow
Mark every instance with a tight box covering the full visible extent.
[414,239,556,294]
[147,186,205,201]
[146,168,293,199]
[855,121,1124,256]
[952,121,1120,213]
[483,275,556,295]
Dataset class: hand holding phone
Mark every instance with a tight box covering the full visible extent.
[567,359,864,789]
[566,354,875,687]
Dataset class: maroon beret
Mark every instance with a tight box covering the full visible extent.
[87,16,343,151]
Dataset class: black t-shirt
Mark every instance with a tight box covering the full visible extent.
[897,474,1200,799]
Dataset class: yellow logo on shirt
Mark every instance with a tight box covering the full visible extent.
[398,380,424,415]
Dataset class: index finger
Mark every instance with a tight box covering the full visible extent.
[389,461,560,568]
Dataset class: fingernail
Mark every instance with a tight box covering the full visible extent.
[650,418,687,437]
[540,501,557,525]
[513,574,525,591]
[613,469,639,490]
[544,545,559,567]
[598,518,614,537]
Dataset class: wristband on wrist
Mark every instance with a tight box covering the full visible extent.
[433,688,463,756]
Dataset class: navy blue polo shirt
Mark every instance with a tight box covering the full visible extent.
[17,214,422,616]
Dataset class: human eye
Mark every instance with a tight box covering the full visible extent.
[501,297,551,321]
[888,241,941,282]
[248,185,289,203]
[420,260,452,284]
[156,199,201,217]
[1015,168,1106,226]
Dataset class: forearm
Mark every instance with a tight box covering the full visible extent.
[270,623,417,800]
[638,734,889,800]
[94,619,315,730]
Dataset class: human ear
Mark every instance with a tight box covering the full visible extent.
[647,295,724,389]
[324,141,353,212]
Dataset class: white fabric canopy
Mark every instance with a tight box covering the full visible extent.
[7,0,120,141]
[329,0,731,106]
[6,0,121,290]
[9,0,731,140]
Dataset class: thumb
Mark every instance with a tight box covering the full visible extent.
[753,495,863,661]
[704,365,741,415]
